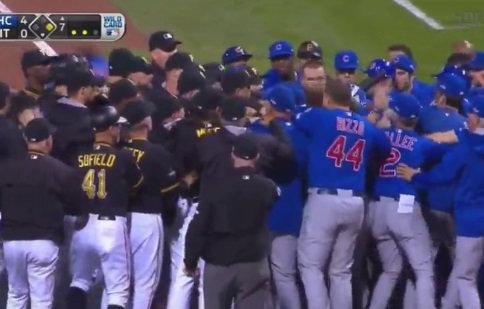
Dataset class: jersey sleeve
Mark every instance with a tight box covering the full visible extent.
[372,125,392,159]
[122,151,144,189]
[184,197,212,270]
[420,138,453,164]
[412,144,466,187]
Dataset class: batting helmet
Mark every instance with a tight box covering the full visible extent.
[89,105,127,132]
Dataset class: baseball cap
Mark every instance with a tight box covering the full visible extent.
[65,69,104,89]
[221,69,251,94]
[109,49,152,77]
[268,40,294,59]
[232,134,259,160]
[90,105,127,131]
[21,49,56,71]
[121,99,156,127]
[246,66,262,85]
[389,93,421,120]
[165,52,195,72]
[152,96,183,122]
[393,55,415,74]
[23,118,55,143]
[334,50,359,71]
[469,96,484,118]
[467,51,484,71]
[436,74,467,97]
[108,78,139,105]
[222,46,253,65]
[266,85,296,113]
[202,62,225,84]
[364,59,395,78]
[148,31,182,52]
[192,87,224,112]
[177,67,208,96]
[220,96,248,121]
[432,65,467,79]
[297,40,322,60]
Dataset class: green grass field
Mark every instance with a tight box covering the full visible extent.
[111,0,484,82]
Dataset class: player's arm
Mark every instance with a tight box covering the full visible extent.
[425,130,460,144]
[123,151,144,190]
[398,145,466,187]
[372,126,392,160]
[184,196,212,271]
[420,138,453,164]
[152,148,180,225]
[52,160,87,215]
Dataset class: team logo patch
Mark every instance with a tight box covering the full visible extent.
[343,55,350,62]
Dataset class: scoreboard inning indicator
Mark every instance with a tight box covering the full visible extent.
[0,13,125,41]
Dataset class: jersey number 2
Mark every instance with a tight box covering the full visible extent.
[379,148,401,177]
[82,169,107,199]
[326,135,365,171]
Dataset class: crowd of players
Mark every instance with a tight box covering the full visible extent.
[0,30,483,309]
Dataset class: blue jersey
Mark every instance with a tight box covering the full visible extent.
[373,128,448,199]
[262,69,301,96]
[249,118,303,235]
[412,130,484,237]
[416,106,467,212]
[413,79,434,107]
[294,108,391,191]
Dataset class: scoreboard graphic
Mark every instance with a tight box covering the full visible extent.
[0,13,125,41]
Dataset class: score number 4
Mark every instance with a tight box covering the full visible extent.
[82,169,107,199]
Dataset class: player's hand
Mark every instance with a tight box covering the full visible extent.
[183,266,199,278]
[396,164,420,181]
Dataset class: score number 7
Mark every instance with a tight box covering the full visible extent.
[326,135,366,171]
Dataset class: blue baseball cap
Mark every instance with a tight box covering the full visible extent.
[435,74,467,97]
[266,85,296,113]
[268,40,294,59]
[334,50,359,71]
[364,59,395,78]
[467,51,484,71]
[432,65,467,79]
[469,96,484,118]
[221,46,253,65]
[392,55,415,74]
[389,93,421,120]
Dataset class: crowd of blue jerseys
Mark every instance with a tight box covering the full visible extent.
[237,43,484,242]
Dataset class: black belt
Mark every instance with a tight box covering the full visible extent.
[313,188,364,197]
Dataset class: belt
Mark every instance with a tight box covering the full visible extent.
[310,188,364,197]
[374,196,399,202]
[97,215,116,221]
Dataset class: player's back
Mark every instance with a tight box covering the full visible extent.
[77,142,142,216]
[373,127,440,199]
[295,108,390,191]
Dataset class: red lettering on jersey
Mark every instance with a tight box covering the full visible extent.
[336,117,365,136]
[326,135,366,171]
[386,131,416,150]
[379,147,401,177]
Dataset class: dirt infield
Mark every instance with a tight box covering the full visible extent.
[0,0,147,88]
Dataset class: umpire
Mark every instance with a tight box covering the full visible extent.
[0,118,85,308]
[184,134,280,309]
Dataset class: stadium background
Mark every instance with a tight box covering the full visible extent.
[0,0,483,89]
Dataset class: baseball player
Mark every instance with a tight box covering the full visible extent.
[294,79,391,309]
[369,93,446,309]
[68,105,143,309]
[398,95,484,309]
[0,118,85,308]
[120,100,180,309]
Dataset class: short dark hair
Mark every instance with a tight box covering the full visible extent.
[446,96,463,110]
[387,44,414,60]
[400,118,418,128]
[301,59,324,72]
[446,53,472,66]
[304,86,324,107]
[67,85,84,97]
[324,78,352,107]
[7,94,37,124]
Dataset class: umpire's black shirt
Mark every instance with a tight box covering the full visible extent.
[184,166,279,268]
[0,151,85,244]
[121,138,179,218]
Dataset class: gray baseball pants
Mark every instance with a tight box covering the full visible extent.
[441,236,484,309]
[297,189,364,309]
[270,233,301,309]
[368,198,435,309]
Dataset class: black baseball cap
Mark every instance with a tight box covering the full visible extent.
[21,49,56,70]
[109,48,153,77]
[152,96,183,122]
[24,118,55,143]
[245,66,262,85]
[177,67,208,95]
[165,52,194,72]
[121,99,156,127]
[108,78,139,105]
[90,105,127,132]
[148,31,182,52]
[221,70,251,94]
[297,40,323,60]
[232,134,259,160]
[192,87,224,112]
[65,69,104,89]
[202,62,225,84]
[220,96,248,121]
